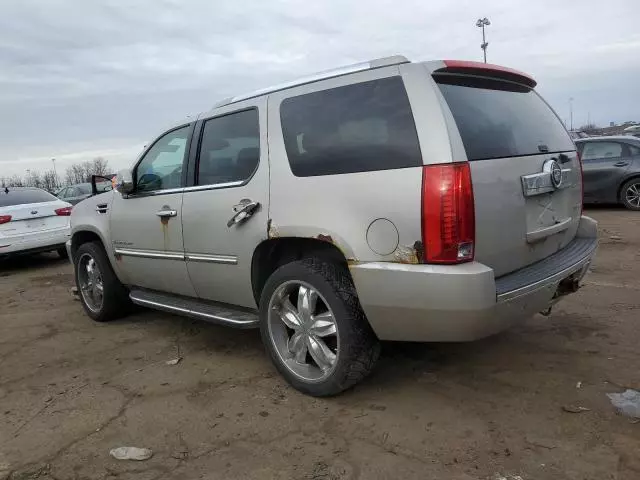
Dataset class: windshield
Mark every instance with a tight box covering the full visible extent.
[0,188,58,207]
[436,75,574,161]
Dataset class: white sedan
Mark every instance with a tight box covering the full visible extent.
[0,187,72,258]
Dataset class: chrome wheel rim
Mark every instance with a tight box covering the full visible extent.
[77,253,104,313]
[626,183,640,208]
[267,281,339,382]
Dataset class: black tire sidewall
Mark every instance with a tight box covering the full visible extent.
[621,179,640,210]
[259,259,378,396]
[74,241,127,322]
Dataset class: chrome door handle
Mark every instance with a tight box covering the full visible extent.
[227,200,260,227]
[156,209,177,218]
[613,162,629,167]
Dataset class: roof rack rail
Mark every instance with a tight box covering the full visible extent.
[213,55,410,109]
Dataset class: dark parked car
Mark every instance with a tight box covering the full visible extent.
[55,183,93,205]
[575,136,640,210]
[56,181,113,205]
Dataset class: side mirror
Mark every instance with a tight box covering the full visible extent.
[91,175,115,195]
[115,169,135,195]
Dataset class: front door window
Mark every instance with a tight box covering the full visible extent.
[135,126,190,193]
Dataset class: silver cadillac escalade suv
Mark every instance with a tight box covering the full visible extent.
[67,56,598,396]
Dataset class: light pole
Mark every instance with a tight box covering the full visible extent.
[51,158,58,188]
[569,97,574,131]
[476,17,491,63]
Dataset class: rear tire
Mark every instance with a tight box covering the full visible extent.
[620,178,640,210]
[259,257,380,397]
[74,241,130,322]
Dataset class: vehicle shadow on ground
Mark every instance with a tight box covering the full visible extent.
[121,306,524,395]
[0,252,68,276]
[584,204,627,211]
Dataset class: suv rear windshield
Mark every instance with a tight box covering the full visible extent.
[435,75,574,161]
[0,188,57,207]
[280,76,422,177]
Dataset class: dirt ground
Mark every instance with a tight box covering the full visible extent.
[1,208,639,480]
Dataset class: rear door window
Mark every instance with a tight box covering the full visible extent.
[0,188,58,207]
[581,142,623,160]
[280,77,422,177]
[196,109,260,186]
[435,75,574,161]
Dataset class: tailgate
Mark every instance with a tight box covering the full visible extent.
[434,69,581,277]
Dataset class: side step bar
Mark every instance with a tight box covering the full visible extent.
[129,289,259,329]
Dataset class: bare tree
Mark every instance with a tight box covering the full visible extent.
[2,175,25,187]
[91,157,109,176]
[64,163,87,184]
[579,123,598,134]
[64,158,110,185]
[41,169,59,192]
[24,171,44,188]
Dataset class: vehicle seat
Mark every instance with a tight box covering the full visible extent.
[234,148,260,181]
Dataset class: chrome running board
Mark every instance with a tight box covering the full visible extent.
[129,289,258,328]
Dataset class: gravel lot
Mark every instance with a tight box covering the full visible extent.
[1,208,639,480]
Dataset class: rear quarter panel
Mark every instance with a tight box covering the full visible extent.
[266,65,451,263]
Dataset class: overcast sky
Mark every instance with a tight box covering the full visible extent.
[1,0,638,177]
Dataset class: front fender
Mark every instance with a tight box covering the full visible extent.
[70,191,125,281]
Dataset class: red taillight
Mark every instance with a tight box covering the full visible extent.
[422,163,475,264]
[55,206,72,216]
[577,151,584,214]
[0,215,11,224]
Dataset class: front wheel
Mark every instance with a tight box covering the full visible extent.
[74,241,130,322]
[259,258,380,397]
[620,178,640,210]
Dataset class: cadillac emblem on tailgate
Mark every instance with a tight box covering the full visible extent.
[544,159,563,188]
[521,157,571,197]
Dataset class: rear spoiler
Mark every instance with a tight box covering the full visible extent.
[434,60,537,88]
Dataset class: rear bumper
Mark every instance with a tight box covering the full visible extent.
[0,227,71,256]
[350,215,598,342]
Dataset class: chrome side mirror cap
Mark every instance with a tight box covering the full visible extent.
[115,169,134,195]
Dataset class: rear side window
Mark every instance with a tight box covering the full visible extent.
[280,77,422,177]
[581,142,623,160]
[0,188,57,207]
[197,109,260,186]
[436,76,574,161]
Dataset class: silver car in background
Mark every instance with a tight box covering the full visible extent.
[68,56,598,396]
[575,136,640,210]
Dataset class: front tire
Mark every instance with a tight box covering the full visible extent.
[74,241,130,322]
[620,178,640,210]
[259,258,380,397]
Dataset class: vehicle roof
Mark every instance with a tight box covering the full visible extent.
[212,55,410,109]
[575,136,640,143]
